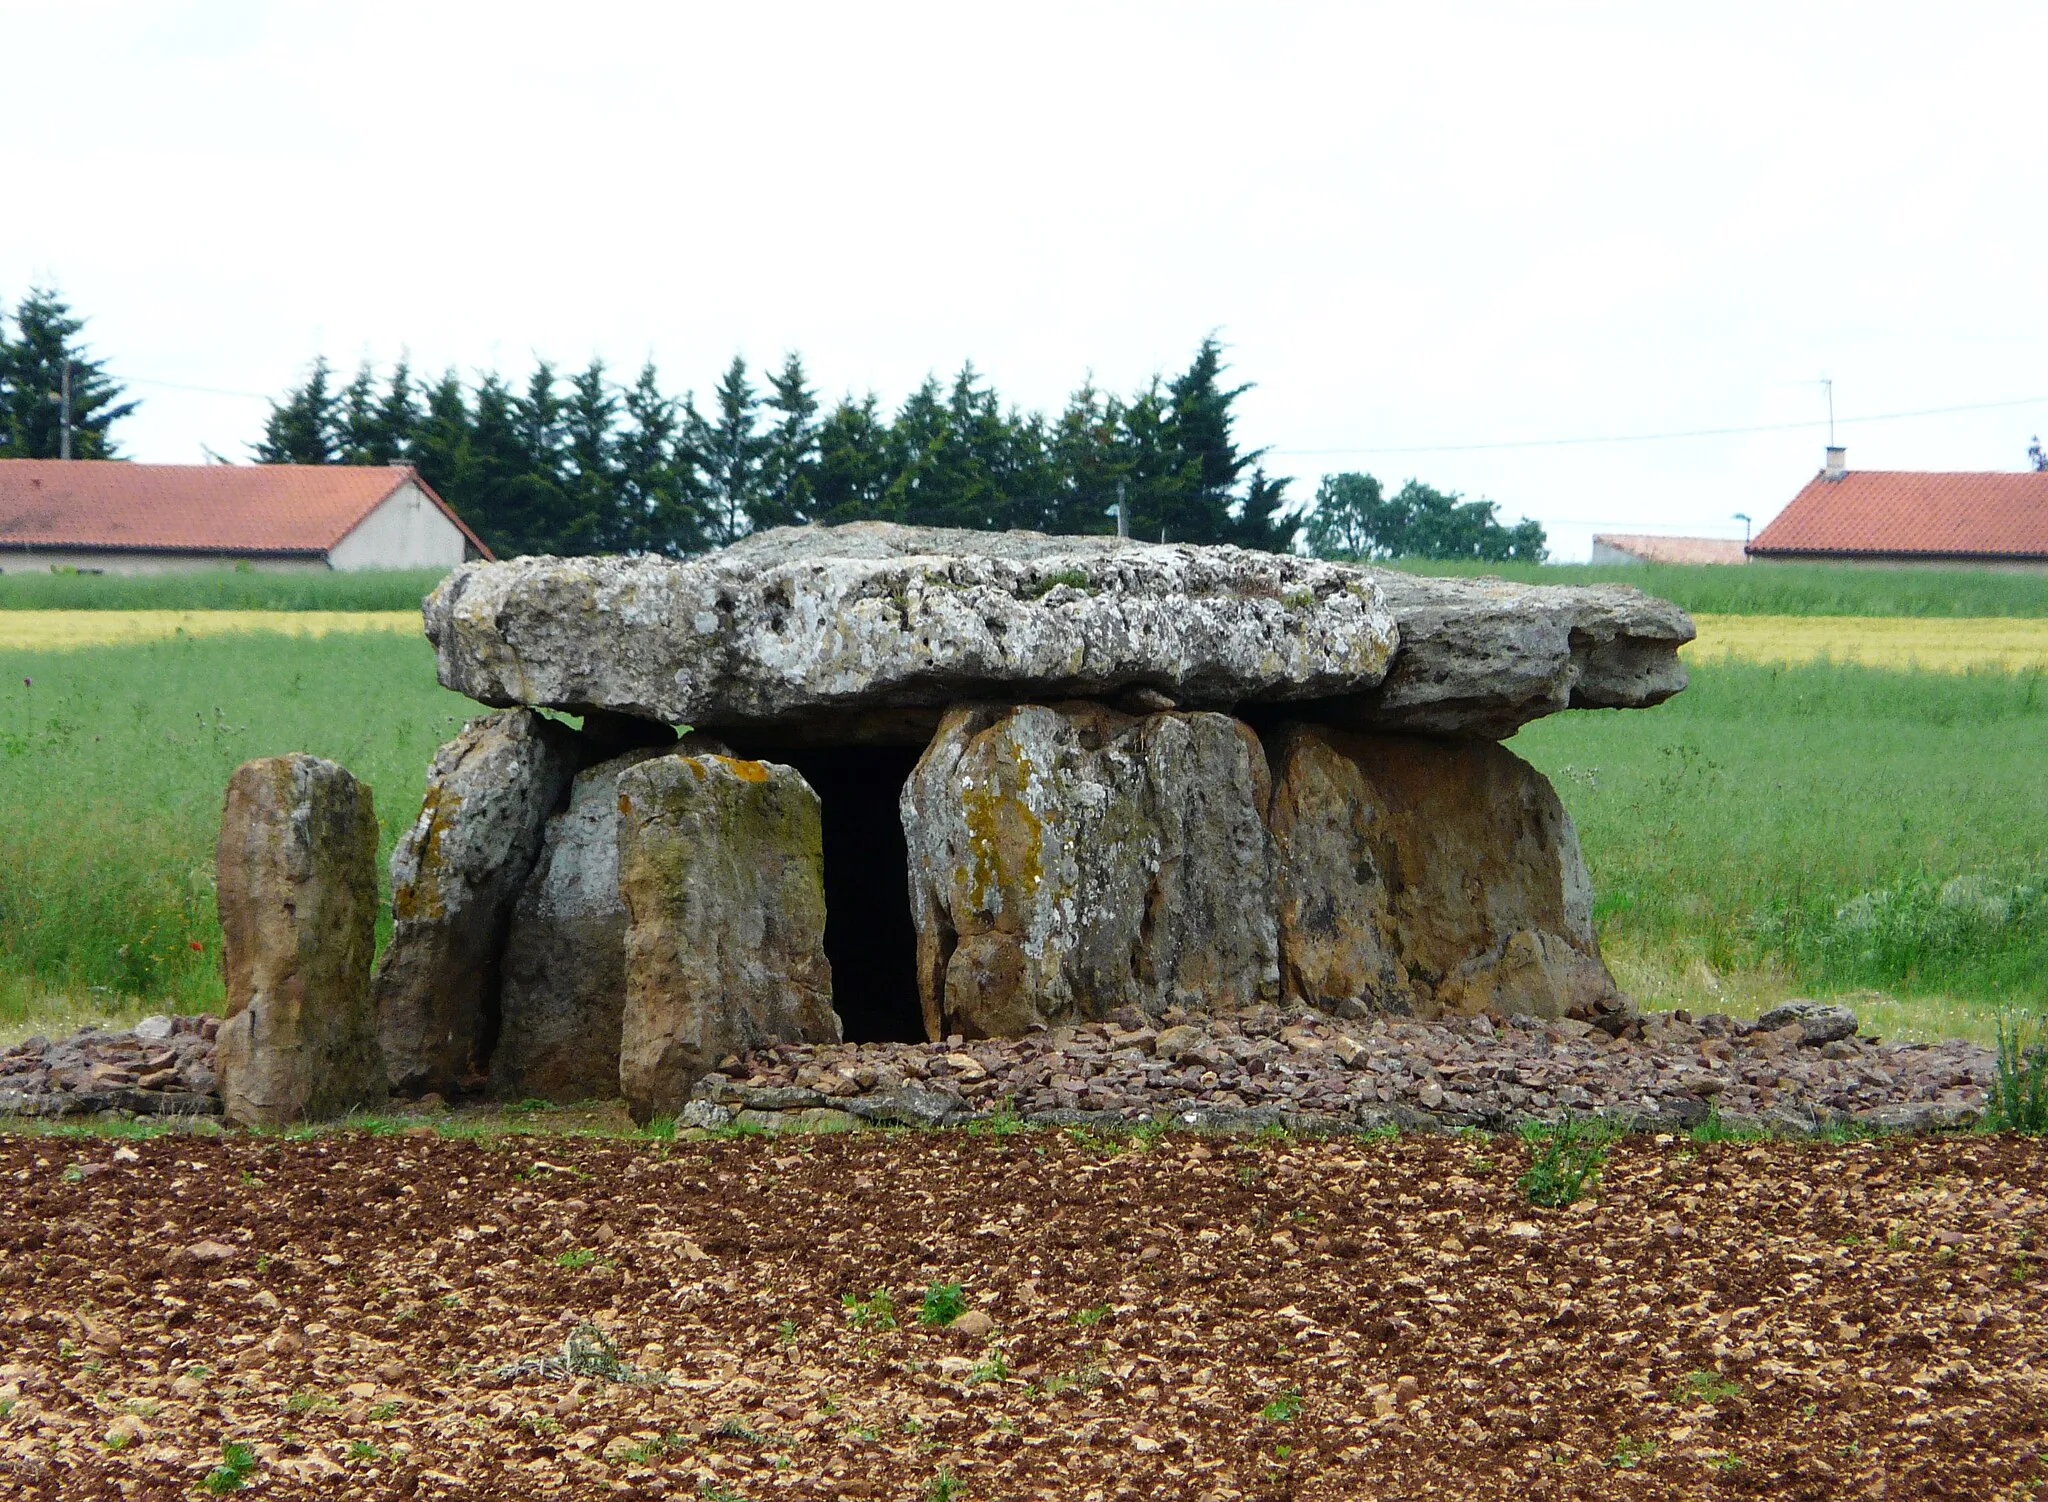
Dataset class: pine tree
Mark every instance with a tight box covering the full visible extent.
[693,356,767,546]
[253,357,339,464]
[1234,466,1297,552]
[562,359,620,551]
[0,288,139,459]
[407,370,474,511]
[1043,380,1123,536]
[810,393,892,524]
[615,361,703,555]
[756,353,820,530]
[372,358,423,464]
[1163,336,1260,545]
[334,362,383,464]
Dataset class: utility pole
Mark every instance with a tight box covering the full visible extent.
[59,359,73,460]
[1822,376,1833,448]
[1116,479,1128,539]
[1732,512,1751,548]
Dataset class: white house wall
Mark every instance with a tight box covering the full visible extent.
[0,548,331,575]
[326,482,475,571]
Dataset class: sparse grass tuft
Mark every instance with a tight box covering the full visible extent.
[1683,1369,1744,1405]
[1517,1114,1612,1208]
[1987,1012,2048,1134]
[842,1289,897,1331]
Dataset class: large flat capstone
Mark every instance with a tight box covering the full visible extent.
[1320,571,1693,738]
[423,522,1399,737]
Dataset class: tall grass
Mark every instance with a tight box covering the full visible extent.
[1400,558,2048,618]
[0,567,450,612]
[1515,660,2048,1006]
[0,634,473,1027]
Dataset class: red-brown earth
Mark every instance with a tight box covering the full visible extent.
[2,1123,2044,1500]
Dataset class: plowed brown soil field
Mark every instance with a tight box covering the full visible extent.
[3,1126,2045,1500]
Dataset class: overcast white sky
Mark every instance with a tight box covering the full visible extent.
[6,1,2045,559]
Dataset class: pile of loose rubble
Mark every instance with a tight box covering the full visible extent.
[687,999,1991,1137]
[0,1014,219,1118]
[0,1000,1995,1136]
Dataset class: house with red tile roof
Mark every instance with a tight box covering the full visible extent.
[1750,447,2048,571]
[0,461,490,574]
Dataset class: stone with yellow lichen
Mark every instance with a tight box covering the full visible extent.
[615,753,839,1121]
[902,702,1280,1038]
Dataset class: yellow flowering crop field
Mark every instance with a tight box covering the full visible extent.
[1685,613,2048,674]
[0,609,421,651]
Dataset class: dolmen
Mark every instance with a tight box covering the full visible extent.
[219,522,1694,1124]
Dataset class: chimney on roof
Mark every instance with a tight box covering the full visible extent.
[1824,445,1846,481]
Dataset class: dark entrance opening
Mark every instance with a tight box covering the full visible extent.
[751,743,928,1043]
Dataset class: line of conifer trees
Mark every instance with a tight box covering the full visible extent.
[254,338,1305,560]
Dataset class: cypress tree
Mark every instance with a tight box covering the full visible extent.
[616,360,703,555]
[563,359,620,551]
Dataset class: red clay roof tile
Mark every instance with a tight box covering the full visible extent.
[0,461,490,559]
[1751,470,2048,560]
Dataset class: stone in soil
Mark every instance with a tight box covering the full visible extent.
[616,753,840,1122]
[903,701,1280,1038]
[215,752,384,1126]
[1268,726,1621,1021]
[372,709,586,1097]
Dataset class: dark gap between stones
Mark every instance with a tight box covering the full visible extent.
[747,742,928,1044]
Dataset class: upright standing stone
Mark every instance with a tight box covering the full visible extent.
[1267,725,1621,1020]
[901,703,1280,1039]
[215,755,384,1126]
[490,745,671,1103]
[373,709,582,1097]
[616,754,839,1122]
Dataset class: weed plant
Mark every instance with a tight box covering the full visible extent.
[1517,1115,1611,1207]
[1987,1013,2048,1134]
[202,1441,259,1494]
[919,1282,968,1326]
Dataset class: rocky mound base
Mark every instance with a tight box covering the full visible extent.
[1,1003,1990,1138]
[0,1015,220,1118]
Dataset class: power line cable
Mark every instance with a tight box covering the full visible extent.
[1271,393,2048,457]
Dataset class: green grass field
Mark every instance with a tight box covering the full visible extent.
[0,633,472,1032]
[6,556,2047,617]
[1,626,2043,1043]
[0,566,450,612]
[1397,557,2048,618]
